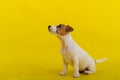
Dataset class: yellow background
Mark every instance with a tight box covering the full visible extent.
[0,0,120,80]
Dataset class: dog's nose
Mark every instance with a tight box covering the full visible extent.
[48,25,51,29]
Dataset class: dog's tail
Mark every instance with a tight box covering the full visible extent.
[95,58,107,63]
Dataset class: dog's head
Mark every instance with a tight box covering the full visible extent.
[48,24,74,36]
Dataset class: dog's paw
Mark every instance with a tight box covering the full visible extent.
[83,71,92,75]
[73,73,80,78]
[59,71,66,76]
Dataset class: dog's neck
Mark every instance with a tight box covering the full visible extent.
[57,34,75,48]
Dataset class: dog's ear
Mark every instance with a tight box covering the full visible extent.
[66,25,74,32]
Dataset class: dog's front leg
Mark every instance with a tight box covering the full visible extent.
[73,57,80,78]
[59,59,68,76]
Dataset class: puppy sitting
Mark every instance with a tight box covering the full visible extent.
[48,24,107,78]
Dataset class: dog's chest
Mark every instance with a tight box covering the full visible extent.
[61,48,73,65]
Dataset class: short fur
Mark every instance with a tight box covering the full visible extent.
[48,24,107,78]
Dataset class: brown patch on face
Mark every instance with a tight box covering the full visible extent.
[56,24,74,36]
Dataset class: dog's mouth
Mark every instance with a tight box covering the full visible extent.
[48,25,57,34]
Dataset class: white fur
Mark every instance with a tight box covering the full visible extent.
[95,58,107,63]
[49,26,57,33]
[49,26,107,78]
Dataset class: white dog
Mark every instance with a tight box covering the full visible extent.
[48,24,107,78]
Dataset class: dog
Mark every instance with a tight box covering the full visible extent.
[48,24,107,78]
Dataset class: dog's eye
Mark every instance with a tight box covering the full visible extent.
[57,25,61,28]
